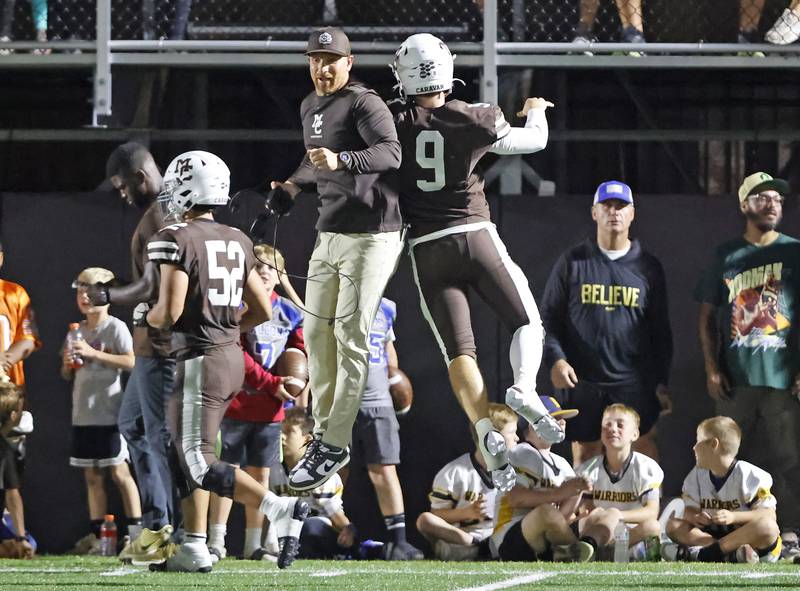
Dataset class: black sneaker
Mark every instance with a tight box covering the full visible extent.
[288,438,350,491]
[384,541,425,561]
[276,499,310,569]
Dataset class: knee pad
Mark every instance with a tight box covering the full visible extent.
[201,461,236,498]
[167,442,195,500]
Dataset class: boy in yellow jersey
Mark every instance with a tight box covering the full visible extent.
[492,397,593,562]
[576,404,663,558]
[662,416,781,563]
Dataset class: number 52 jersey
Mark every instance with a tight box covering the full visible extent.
[392,99,510,238]
[147,218,256,359]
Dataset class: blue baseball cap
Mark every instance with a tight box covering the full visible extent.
[593,180,634,206]
[539,396,579,420]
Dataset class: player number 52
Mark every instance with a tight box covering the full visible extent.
[206,240,245,307]
[416,130,445,192]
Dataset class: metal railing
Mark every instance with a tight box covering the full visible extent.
[1,1,800,122]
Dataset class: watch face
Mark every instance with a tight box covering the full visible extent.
[340,151,351,163]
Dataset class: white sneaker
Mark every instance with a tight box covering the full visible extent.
[207,545,226,563]
[553,540,595,562]
[477,429,515,492]
[272,497,310,569]
[735,544,759,564]
[434,539,479,561]
[288,437,349,492]
[661,542,700,562]
[149,542,212,573]
[765,8,800,45]
[505,386,565,445]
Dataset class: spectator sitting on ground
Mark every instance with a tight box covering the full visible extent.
[491,397,593,563]
[662,416,781,564]
[416,403,518,561]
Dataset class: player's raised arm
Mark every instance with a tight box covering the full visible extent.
[489,98,554,155]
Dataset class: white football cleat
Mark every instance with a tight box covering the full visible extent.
[149,542,211,573]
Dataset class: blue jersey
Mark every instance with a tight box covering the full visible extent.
[362,298,396,408]
[243,293,304,376]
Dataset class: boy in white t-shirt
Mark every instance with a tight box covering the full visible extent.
[416,403,518,561]
[492,396,593,562]
[576,403,663,558]
[662,416,781,563]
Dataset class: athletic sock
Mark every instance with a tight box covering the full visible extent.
[90,519,104,538]
[244,528,263,558]
[384,514,407,545]
[697,542,724,562]
[207,524,226,549]
[259,491,286,522]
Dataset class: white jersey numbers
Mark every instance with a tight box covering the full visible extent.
[206,240,245,307]
[416,130,446,192]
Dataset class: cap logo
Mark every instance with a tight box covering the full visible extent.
[606,183,624,194]
[319,32,333,45]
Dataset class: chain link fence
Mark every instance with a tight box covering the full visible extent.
[1,0,799,46]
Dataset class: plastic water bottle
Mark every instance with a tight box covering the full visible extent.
[66,323,84,369]
[99,514,117,556]
[613,520,630,563]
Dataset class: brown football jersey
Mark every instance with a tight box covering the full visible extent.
[146,218,256,360]
[393,99,510,238]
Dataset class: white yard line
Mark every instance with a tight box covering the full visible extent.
[309,570,349,577]
[457,573,555,591]
[99,567,141,577]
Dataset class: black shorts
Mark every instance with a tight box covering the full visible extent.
[70,425,128,468]
[410,226,536,363]
[350,406,401,465]
[557,381,660,441]
[219,418,281,468]
[498,521,552,561]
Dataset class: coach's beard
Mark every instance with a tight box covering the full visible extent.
[746,209,781,233]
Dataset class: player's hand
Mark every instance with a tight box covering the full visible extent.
[86,282,111,306]
[273,377,297,402]
[71,339,96,360]
[655,384,672,416]
[517,97,554,117]
[0,351,13,371]
[132,302,151,328]
[337,523,357,548]
[308,148,339,171]
[551,359,578,389]
[464,499,490,521]
[705,367,731,401]
[17,539,34,559]
[692,511,712,527]
[711,510,734,526]
[559,476,592,498]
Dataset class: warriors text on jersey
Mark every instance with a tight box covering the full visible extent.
[392,99,511,238]
[493,442,574,547]
[429,452,496,540]
[577,452,663,511]
[682,460,776,516]
[146,218,256,359]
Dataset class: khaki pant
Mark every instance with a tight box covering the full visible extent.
[305,231,402,448]
[716,386,800,530]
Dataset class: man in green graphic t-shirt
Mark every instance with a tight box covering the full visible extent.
[695,171,800,550]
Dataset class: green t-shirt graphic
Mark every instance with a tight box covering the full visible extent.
[695,233,800,389]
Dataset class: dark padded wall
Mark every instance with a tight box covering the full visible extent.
[4,191,798,553]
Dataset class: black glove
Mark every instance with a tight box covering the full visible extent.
[86,282,111,306]
[265,186,295,217]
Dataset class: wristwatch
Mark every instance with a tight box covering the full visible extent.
[338,151,353,170]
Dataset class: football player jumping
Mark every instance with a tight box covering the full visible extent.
[391,34,562,492]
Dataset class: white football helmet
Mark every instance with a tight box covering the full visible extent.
[158,150,230,222]
[392,33,455,97]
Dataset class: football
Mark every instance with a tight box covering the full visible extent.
[272,347,308,398]
[388,366,413,416]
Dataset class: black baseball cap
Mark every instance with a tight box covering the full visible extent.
[305,27,351,57]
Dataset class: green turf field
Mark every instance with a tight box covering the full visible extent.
[2,557,800,590]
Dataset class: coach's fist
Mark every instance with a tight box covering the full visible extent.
[517,97,554,117]
[308,147,339,171]
[551,359,578,389]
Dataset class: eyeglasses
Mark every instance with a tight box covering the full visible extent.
[748,193,784,206]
